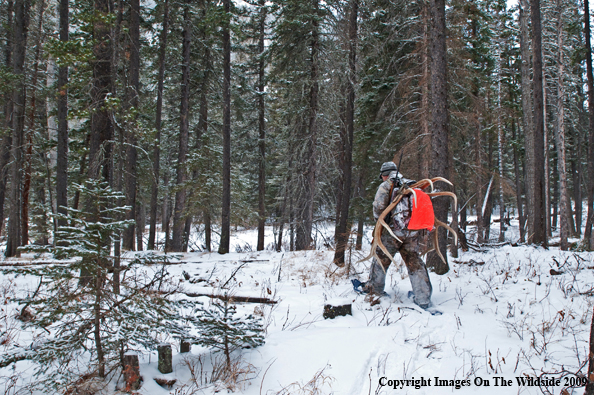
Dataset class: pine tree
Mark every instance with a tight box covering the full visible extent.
[196,296,264,371]
[1,180,197,389]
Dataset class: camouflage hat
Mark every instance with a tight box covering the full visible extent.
[379,161,397,179]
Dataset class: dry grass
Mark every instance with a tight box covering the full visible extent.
[176,353,257,393]
[269,365,334,395]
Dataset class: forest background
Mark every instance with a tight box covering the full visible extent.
[0,0,592,272]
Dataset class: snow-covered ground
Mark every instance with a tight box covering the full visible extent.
[2,222,594,394]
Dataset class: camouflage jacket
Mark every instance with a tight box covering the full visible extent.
[373,171,416,238]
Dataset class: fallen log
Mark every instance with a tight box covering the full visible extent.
[183,292,277,304]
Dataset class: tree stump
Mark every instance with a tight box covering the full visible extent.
[323,298,352,319]
[123,352,141,391]
[158,343,173,374]
[180,340,191,353]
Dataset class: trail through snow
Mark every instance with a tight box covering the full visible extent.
[1,225,594,394]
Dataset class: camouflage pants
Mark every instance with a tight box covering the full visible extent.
[366,232,432,307]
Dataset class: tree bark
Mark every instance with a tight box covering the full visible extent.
[496,19,505,243]
[333,0,357,266]
[204,209,211,251]
[184,1,211,252]
[256,0,267,251]
[218,0,232,254]
[585,306,594,395]
[420,1,431,179]
[584,0,594,248]
[512,120,525,242]
[573,127,582,236]
[529,0,547,247]
[426,0,450,274]
[56,0,69,231]
[0,0,13,239]
[555,0,569,250]
[295,0,320,251]
[122,0,140,250]
[520,0,533,243]
[22,0,44,246]
[543,72,551,238]
[148,0,169,250]
[171,5,191,252]
[5,0,30,258]
[88,0,113,183]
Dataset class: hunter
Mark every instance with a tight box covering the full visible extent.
[361,161,433,308]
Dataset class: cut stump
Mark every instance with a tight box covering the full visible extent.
[323,303,352,319]
[180,340,191,353]
[123,352,141,391]
[158,343,172,374]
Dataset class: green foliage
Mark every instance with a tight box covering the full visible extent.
[196,296,265,369]
[2,180,198,391]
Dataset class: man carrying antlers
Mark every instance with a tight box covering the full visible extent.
[360,161,433,309]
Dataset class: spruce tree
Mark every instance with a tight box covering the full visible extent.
[196,296,265,371]
[1,180,197,389]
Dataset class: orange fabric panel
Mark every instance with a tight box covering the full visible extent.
[407,189,434,231]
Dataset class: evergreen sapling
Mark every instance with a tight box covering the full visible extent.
[1,180,200,392]
[196,295,265,371]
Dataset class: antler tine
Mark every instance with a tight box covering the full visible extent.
[426,191,458,212]
[410,179,432,190]
[379,217,403,243]
[357,190,409,266]
[404,187,417,207]
[357,225,385,264]
[421,246,434,258]
[435,218,458,246]
[375,236,399,272]
[432,228,446,264]
[430,176,453,186]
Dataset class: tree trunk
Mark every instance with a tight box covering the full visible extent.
[333,0,357,267]
[584,0,594,248]
[419,1,431,179]
[0,139,10,238]
[5,0,30,258]
[56,0,69,231]
[256,0,267,251]
[218,0,232,254]
[355,175,364,250]
[512,120,525,242]
[0,0,13,239]
[94,264,105,377]
[295,0,320,251]
[426,0,450,274]
[72,134,90,211]
[22,0,45,246]
[543,72,551,238]
[148,0,169,251]
[496,21,505,243]
[476,115,484,243]
[136,202,144,250]
[586,305,594,395]
[555,1,569,250]
[122,0,140,250]
[573,130,582,236]
[88,0,113,183]
[520,0,534,243]
[171,5,191,252]
[529,0,547,247]
[184,1,211,252]
[163,170,171,251]
[204,210,211,251]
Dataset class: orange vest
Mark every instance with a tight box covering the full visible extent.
[407,189,434,231]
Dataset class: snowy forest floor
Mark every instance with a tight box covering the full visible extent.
[2,220,594,395]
